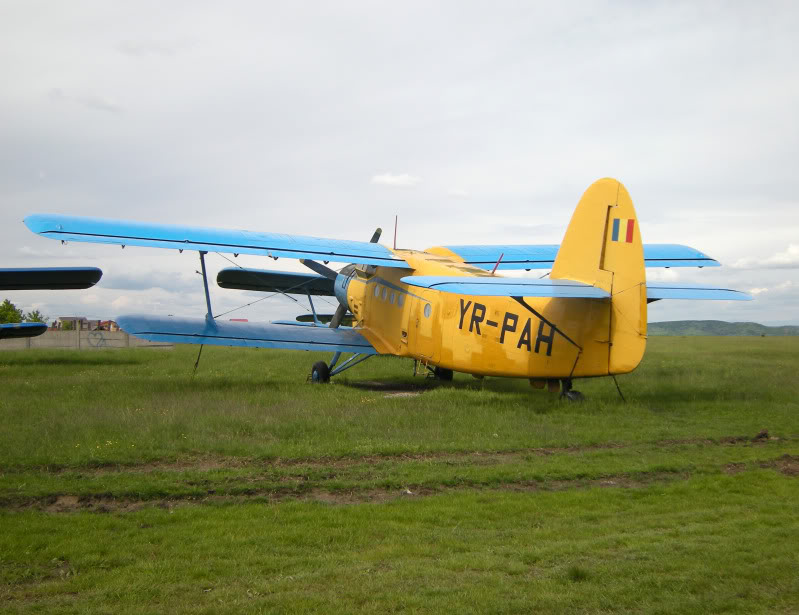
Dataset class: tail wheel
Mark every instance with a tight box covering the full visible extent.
[311,361,330,383]
[560,378,584,401]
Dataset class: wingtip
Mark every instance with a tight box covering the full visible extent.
[23,213,55,233]
[23,214,40,231]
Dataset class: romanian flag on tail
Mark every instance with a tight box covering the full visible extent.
[611,218,635,243]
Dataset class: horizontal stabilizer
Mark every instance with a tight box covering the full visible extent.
[646,283,752,301]
[0,267,102,290]
[24,214,407,268]
[401,275,610,298]
[0,322,48,339]
[217,268,334,295]
[117,315,377,354]
[438,244,719,270]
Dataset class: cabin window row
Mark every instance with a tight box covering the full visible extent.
[373,284,405,307]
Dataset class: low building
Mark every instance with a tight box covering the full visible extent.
[55,317,119,332]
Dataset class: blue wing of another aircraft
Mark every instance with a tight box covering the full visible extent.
[646,283,752,301]
[440,244,720,270]
[24,214,407,268]
[117,315,378,353]
[0,267,102,290]
[0,322,49,339]
[401,276,610,298]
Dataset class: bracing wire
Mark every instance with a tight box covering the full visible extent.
[210,252,338,319]
[612,375,627,402]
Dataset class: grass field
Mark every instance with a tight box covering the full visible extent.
[1,337,798,613]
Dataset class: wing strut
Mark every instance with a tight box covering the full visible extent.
[194,251,214,376]
[199,251,215,326]
[511,297,582,351]
[329,353,371,377]
[306,290,321,326]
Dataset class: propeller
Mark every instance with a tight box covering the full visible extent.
[300,227,381,329]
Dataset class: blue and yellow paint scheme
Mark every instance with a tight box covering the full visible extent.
[23,178,750,387]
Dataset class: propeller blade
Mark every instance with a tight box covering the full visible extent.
[306,227,381,329]
[329,304,348,329]
[299,258,337,280]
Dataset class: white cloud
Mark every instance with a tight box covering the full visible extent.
[17,245,81,259]
[18,246,55,258]
[740,280,792,298]
[371,173,421,188]
[111,295,132,311]
[447,188,470,198]
[645,268,681,282]
[77,95,122,114]
[733,245,799,270]
[48,88,122,113]
[101,271,197,293]
[117,38,192,57]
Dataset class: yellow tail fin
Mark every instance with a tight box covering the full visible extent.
[551,178,647,374]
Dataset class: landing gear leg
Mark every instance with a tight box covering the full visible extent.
[560,378,584,402]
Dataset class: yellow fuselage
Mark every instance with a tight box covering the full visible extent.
[344,250,614,379]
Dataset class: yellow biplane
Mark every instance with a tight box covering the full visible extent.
[24,178,750,398]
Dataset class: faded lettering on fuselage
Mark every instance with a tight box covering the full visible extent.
[457,298,553,356]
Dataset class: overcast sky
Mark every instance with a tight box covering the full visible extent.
[1,1,797,325]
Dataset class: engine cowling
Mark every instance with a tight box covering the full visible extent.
[333,265,356,312]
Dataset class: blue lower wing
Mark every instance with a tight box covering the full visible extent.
[401,276,610,298]
[401,276,751,301]
[0,322,49,339]
[646,283,752,301]
[117,315,377,353]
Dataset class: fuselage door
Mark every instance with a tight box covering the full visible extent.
[410,289,439,361]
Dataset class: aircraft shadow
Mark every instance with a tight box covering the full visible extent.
[0,355,145,367]
[337,376,530,395]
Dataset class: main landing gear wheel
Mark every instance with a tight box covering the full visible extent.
[310,361,330,383]
[560,378,584,402]
[433,367,454,381]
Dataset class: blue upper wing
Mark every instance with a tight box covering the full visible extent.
[440,244,720,270]
[646,283,752,301]
[25,214,407,268]
[117,315,378,353]
[401,275,610,298]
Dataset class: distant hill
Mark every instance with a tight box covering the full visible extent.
[648,320,799,336]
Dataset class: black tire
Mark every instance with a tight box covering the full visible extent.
[434,366,454,381]
[562,390,584,402]
[310,361,330,383]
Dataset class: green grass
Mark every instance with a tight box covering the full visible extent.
[0,337,798,613]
